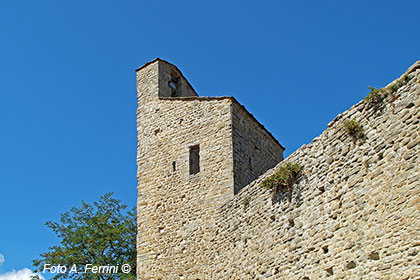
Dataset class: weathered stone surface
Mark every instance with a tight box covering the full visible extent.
[137,59,420,279]
[136,59,284,279]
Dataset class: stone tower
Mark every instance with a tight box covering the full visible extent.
[136,58,284,278]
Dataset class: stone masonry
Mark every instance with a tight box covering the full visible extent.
[137,59,420,279]
[136,58,284,279]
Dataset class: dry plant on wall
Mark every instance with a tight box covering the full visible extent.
[386,74,409,93]
[342,119,365,144]
[365,73,410,108]
[260,162,302,201]
[365,86,385,108]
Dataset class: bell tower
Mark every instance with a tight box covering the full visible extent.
[136,58,284,279]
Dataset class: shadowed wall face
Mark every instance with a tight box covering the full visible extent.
[231,102,284,194]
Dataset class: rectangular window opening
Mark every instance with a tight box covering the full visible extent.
[189,145,200,175]
[172,161,176,172]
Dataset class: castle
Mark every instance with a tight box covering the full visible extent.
[137,59,420,279]
[136,58,284,278]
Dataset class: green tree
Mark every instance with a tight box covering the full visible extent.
[32,193,136,280]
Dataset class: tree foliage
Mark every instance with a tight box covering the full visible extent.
[32,193,136,280]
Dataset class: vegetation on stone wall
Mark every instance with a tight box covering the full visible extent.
[386,74,409,92]
[365,86,384,105]
[343,119,365,143]
[365,74,410,106]
[260,161,302,191]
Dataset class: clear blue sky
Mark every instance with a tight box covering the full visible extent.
[0,0,418,278]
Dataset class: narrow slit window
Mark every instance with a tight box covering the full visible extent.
[172,161,176,172]
[248,157,253,172]
[189,145,200,175]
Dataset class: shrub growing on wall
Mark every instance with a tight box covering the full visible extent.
[365,86,384,105]
[260,162,302,191]
[365,74,410,107]
[343,119,365,143]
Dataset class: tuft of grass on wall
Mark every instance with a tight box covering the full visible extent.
[343,119,365,143]
[365,86,384,105]
[365,74,410,107]
[385,74,409,93]
[260,162,302,191]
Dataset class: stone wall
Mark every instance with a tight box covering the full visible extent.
[137,58,420,280]
[136,59,285,279]
[137,94,234,277]
[208,61,420,279]
[231,101,284,194]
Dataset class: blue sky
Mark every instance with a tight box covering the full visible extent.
[0,0,419,278]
